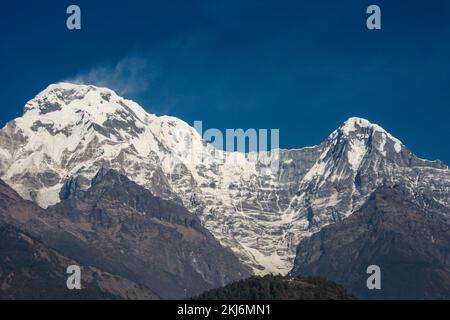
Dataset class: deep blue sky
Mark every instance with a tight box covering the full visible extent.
[1,0,449,163]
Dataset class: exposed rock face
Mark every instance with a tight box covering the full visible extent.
[290,187,450,299]
[0,222,159,300]
[0,172,251,299]
[0,179,158,300]
[48,169,252,298]
[0,83,449,274]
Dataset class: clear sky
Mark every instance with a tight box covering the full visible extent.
[1,0,449,163]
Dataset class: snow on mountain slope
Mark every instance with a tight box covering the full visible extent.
[1,83,449,274]
[0,83,206,207]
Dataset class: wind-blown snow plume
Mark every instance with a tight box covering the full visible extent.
[67,56,155,96]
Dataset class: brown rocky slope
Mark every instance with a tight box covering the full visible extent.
[0,169,251,299]
[290,186,450,299]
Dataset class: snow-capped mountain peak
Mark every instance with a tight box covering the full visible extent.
[341,116,388,134]
[22,82,151,131]
[1,83,216,208]
[333,117,403,156]
[1,83,449,275]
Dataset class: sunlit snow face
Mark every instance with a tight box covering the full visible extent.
[1,83,448,275]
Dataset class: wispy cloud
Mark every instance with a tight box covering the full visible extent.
[66,55,156,96]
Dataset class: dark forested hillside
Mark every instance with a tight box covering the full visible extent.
[195,275,355,300]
